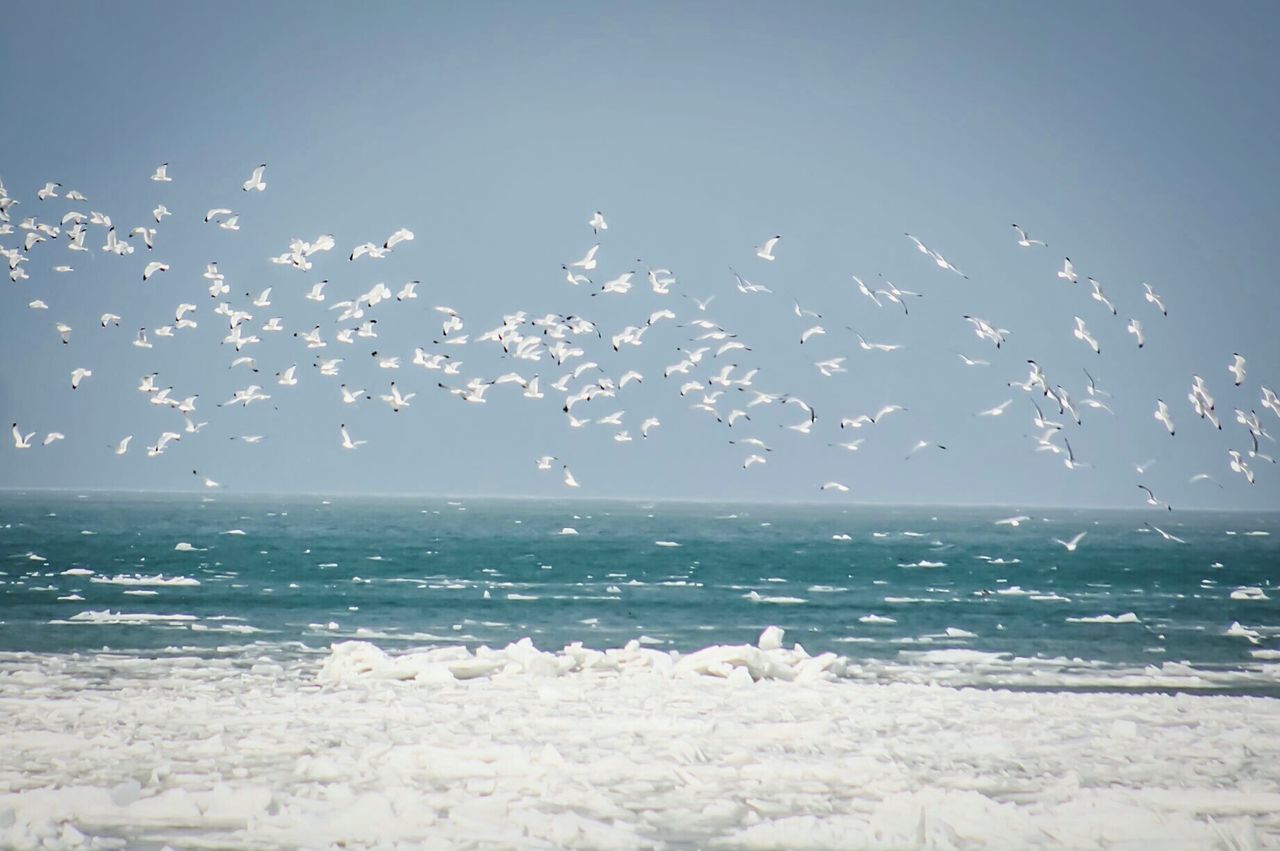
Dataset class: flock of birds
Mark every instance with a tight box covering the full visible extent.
[2,166,1277,516]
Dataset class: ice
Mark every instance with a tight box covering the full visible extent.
[173,542,205,552]
[559,527,579,535]
[899,560,947,568]
[1067,613,1141,624]
[1232,587,1270,601]
[654,540,681,547]
[91,574,201,586]
[743,591,807,604]
[1228,622,1263,644]
[2,640,1278,849]
[859,614,897,624]
[59,568,93,576]
[55,610,198,625]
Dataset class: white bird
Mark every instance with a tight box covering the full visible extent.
[12,423,35,449]
[100,313,121,328]
[340,425,366,450]
[305,280,327,302]
[70,368,92,390]
[1062,438,1089,470]
[142,261,169,281]
[193,470,221,488]
[729,267,771,295]
[133,328,152,349]
[1011,224,1047,247]
[277,365,298,386]
[535,455,558,470]
[562,466,581,488]
[218,215,240,232]
[380,382,415,412]
[640,417,661,438]
[115,436,133,455]
[1228,354,1246,387]
[1228,449,1255,485]
[800,325,826,344]
[29,300,48,310]
[1155,400,1175,436]
[1144,522,1186,544]
[1056,257,1078,283]
[978,399,1012,417]
[42,432,65,446]
[569,244,600,271]
[1053,532,1087,552]
[153,205,170,223]
[1073,316,1100,354]
[397,281,418,301]
[743,454,767,469]
[151,163,172,182]
[130,226,156,250]
[755,235,781,261]
[851,329,902,352]
[819,481,849,493]
[995,516,1030,527]
[588,211,607,234]
[683,294,716,311]
[1138,484,1172,511]
[1127,318,1145,348]
[204,208,233,223]
[905,440,947,460]
[1143,282,1167,316]
[55,322,72,344]
[242,164,267,192]
[1087,277,1117,315]
[956,353,990,367]
[36,182,60,200]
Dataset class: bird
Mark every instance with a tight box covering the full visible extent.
[1143,283,1167,316]
[562,466,581,488]
[114,436,133,456]
[1144,522,1185,544]
[588,211,607,234]
[42,433,65,446]
[905,440,946,460]
[743,454,767,469]
[755,235,781,261]
[193,470,221,489]
[1056,257,1078,283]
[956,353,990,367]
[100,313,121,328]
[1155,400,1175,436]
[151,163,172,182]
[535,455,558,470]
[1138,484,1172,511]
[1011,224,1047,247]
[153,204,170,223]
[995,516,1030,527]
[11,424,35,449]
[142,261,169,281]
[1228,354,1246,387]
[977,399,1012,417]
[339,425,366,450]
[70,368,92,390]
[242,164,267,192]
[1127,319,1145,348]
[1053,532,1087,552]
[568,244,600,271]
[1228,449,1255,485]
[820,482,850,492]
[1073,316,1100,354]
[1087,277,1117,315]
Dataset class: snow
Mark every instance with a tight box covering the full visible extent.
[0,635,1278,849]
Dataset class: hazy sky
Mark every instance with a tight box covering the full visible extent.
[1,2,1278,508]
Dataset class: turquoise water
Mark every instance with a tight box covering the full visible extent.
[1,492,1277,693]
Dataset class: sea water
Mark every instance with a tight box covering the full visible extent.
[1,491,1276,693]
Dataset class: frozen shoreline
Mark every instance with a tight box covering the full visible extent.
[1,635,1279,849]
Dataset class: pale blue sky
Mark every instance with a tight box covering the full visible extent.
[1,2,1277,508]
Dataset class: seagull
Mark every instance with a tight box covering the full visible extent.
[142,261,169,281]
[562,466,581,488]
[569,244,600,271]
[730,266,771,295]
[742,454,767,469]
[640,417,661,438]
[850,328,902,352]
[1053,532,1087,552]
[1062,438,1089,470]
[755,235,781,261]
[55,322,72,345]
[36,182,60,200]
[1143,283,1167,316]
[115,436,133,456]
[397,281,418,301]
[535,455,558,470]
[1087,277,1117,315]
[11,424,35,449]
[380,382,415,412]
[70,368,92,390]
[956,353,990,367]
[1155,400,1175,436]
[42,433,65,446]
[905,440,947,460]
[1127,318,1145,348]
[1011,224,1047,247]
[153,205,170,223]
[151,163,172,182]
[242,164,267,192]
[193,470,221,489]
[340,425,366,450]
[1228,354,1246,387]
[305,280,327,302]
[995,516,1030,527]
[100,313,121,328]
[204,208,233,223]
[683,294,716,311]
[276,365,298,386]
[588,211,607,234]
[1056,257,1078,283]
[130,226,156,250]
[1138,484,1172,511]
[1228,449,1255,485]
[1073,316,1100,354]
[1144,522,1185,544]
[820,482,850,492]
[977,399,1012,417]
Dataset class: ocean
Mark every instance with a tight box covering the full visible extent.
[3,492,1280,849]
[2,492,1276,692]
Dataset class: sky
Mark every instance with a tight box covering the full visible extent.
[1,2,1278,508]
